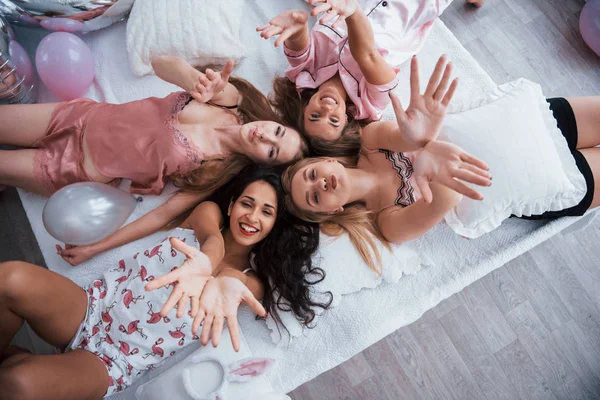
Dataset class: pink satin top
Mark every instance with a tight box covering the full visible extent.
[84,91,206,195]
[286,0,451,121]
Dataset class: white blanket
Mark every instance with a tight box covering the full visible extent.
[12,0,597,396]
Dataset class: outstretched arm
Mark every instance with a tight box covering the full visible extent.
[309,0,396,85]
[361,55,458,152]
[376,183,462,243]
[184,201,226,270]
[151,55,238,105]
[57,191,208,265]
[257,9,310,50]
[216,267,264,300]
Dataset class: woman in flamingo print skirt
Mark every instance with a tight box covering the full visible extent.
[0,165,330,399]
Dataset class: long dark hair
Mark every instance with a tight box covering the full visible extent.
[270,76,364,158]
[209,164,332,327]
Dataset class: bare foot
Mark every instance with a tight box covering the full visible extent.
[466,0,483,7]
[0,345,32,367]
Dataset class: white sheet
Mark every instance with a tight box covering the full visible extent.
[12,0,597,396]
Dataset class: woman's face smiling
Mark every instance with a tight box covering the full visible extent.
[303,87,347,141]
[239,121,303,165]
[290,159,350,214]
[228,180,278,246]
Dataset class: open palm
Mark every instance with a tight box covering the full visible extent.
[391,55,458,147]
[256,10,308,47]
[144,237,213,318]
[191,60,234,103]
[309,0,359,27]
[195,276,266,352]
[413,140,491,203]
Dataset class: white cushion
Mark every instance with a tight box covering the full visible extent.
[126,0,246,77]
[443,78,587,238]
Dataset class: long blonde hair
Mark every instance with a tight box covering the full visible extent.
[281,157,391,274]
[167,76,309,228]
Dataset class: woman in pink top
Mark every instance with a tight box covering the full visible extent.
[0,57,306,196]
[0,56,308,266]
[258,0,454,156]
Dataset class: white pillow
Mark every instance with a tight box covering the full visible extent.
[126,0,246,77]
[443,78,587,238]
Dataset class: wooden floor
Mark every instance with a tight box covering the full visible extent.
[290,0,600,399]
[1,0,600,399]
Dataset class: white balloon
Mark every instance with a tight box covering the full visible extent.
[43,182,138,245]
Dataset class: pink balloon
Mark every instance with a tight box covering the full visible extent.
[35,32,95,100]
[7,25,16,41]
[9,40,34,87]
[40,18,84,33]
[580,0,600,57]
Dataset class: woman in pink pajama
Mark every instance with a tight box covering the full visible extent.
[258,0,458,157]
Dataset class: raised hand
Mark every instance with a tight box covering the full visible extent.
[194,275,266,352]
[308,0,359,28]
[256,10,309,47]
[413,140,491,203]
[189,60,234,103]
[145,238,213,318]
[56,243,98,266]
[391,55,459,148]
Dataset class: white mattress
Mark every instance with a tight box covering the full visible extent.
[12,0,597,397]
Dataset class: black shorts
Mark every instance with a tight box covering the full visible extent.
[520,97,595,220]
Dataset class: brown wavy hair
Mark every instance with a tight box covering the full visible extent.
[281,157,391,274]
[167,75,309,228]
[271,76,366,158]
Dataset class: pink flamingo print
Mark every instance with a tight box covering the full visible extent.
[110,259,126,273]
[169,322,187,346]
[114,269,132,292]
[133,252,140,259]
[126,362,134,376]
[119,320,148,339]
[78,336,90,348]
[122,288,145,309]
[144,245,164,263]
[115,376,125,392]
[92,280,107,300]
[93,352,115,368]
[101,302,117,332]
[146,302,170,324]
[119,340,139,356]
[95,334,114,348]
[91,320,103,337]
[142,338,164,359]
[134,265,155,283]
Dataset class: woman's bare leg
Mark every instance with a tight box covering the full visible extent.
[0,149,50,195]
[566,96,600,149]
[0,261,88,355]
[0,262,109,399]
[0,350,109,400]
[0,103,60,147]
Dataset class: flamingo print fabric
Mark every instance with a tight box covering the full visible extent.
[67,230,200,397]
